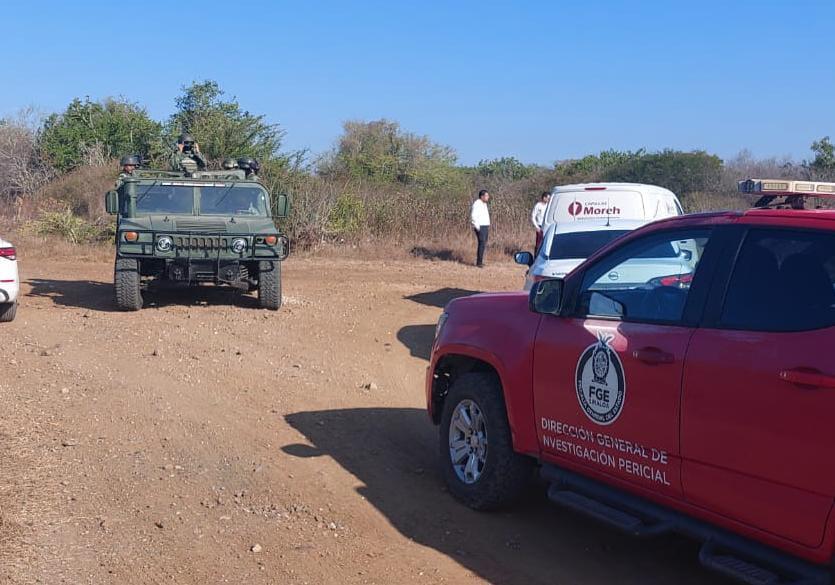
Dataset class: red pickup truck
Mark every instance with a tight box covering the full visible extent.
[426,190,835,584]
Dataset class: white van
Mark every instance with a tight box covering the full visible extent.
[544,183,683,229]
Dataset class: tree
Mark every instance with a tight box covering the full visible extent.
[39,97,163,172]
[0,109,54,206]
[322,119,460,190]
[557,149,645,181]
[808,136,835,179]
[601,149,722,196]
[476,157,534,181]
[167,80,284,165]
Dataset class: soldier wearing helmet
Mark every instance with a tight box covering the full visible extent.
[237,157,261,181]
[120,154,141,175]
[221,157,246,179]
[170,133,207,174]
[116,154,142,187]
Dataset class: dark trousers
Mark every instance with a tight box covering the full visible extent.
[474,226,489,266]
[535,229,544,254]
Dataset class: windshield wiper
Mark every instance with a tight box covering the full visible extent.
[210,184,237,212]
[136,181,159,204]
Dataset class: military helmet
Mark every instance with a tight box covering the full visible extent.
[222,157,239,170]
[177,133,196,145]
[120,154,141,166]
[237,157,260,173]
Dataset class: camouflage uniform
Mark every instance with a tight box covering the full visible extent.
[170,134,207,173]
[169,150,207,173]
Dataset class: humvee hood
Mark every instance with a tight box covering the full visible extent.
[121,215,276,234]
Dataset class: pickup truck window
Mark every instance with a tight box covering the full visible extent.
[720,229,835,332]
[578,230,711,323]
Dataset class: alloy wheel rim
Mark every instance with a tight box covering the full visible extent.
[448,399,488,484]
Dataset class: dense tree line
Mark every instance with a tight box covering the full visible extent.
[0,79,832,249]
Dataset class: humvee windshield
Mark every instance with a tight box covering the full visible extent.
[135,184,269,216]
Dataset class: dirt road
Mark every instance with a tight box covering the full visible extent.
[0,256,730,584]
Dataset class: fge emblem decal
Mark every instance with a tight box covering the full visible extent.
[575,333,626,425]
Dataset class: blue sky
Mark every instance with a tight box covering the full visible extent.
[2,0,834,165]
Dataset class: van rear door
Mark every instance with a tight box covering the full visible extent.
[547,190,645,226]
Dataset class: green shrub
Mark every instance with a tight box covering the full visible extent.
[327,193,366,236]
[24,208,113,244]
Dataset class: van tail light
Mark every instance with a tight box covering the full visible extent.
[584,187,607,191]
[650,273,693,288]
[0,247,16,261]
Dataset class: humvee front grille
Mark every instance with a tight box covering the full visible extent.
[176,219,227,233]
[175,236,229,250]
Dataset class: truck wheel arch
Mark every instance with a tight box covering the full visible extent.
[430,353,504,425]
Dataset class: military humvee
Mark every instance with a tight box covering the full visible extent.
[105,169,290,311]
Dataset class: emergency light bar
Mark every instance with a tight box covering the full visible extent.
[739,178,835,209]
[738,179,835,197]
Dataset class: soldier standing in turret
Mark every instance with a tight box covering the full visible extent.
[170,133,207,173]
[115,154,141,187]
[237,157,261,181]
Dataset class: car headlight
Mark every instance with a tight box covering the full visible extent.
[156,236,173,252]
[231,238,247,254]
[435,312,449,341]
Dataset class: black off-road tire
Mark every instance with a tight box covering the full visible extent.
[258,261,282,310]
[0,301,17,322]
[439,372,534,510]
[114,258,143,311]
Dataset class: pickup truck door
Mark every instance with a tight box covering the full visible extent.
[533,227,715,499]
[682,227,835,548]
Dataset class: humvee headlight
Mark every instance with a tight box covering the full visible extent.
[156,236,173,252]
[231,238,247,254]
[265,235,278,246]
[124,231,139,242]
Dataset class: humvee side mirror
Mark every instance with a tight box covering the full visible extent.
[274,194,290,218]
[529,278,563,316]
[105,190,119,215]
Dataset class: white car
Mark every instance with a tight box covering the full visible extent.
[0,237,19,322]
[516,220,649,290]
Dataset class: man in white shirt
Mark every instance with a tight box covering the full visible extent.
[531,191,550,253]
[470,190,491,267]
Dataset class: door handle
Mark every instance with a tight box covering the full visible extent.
[632,347,675,365]
[779,369,835,389]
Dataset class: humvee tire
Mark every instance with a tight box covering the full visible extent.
[0,301,17,322]
[258,261,281,310]
[115,258,143,311]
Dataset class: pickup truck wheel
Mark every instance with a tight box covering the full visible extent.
[0,301,17,322]
[258,261,281,310]
[439,372,533,510]
[114,258,143,311]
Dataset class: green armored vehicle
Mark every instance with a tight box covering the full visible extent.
[105,169,290,311]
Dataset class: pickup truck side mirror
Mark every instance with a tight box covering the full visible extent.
[514,251,534,267]
[529,278,563,315]
[105,190,118,215]
[274,193,290,218]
